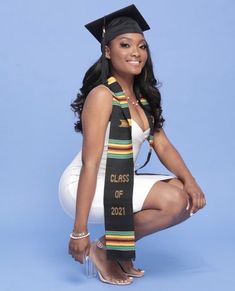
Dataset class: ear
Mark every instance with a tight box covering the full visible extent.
[105,45,110,59]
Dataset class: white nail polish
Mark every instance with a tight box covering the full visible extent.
[186,200,190,210]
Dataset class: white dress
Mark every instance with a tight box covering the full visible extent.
[58,119,176,224]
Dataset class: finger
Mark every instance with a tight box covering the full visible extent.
[204,197,207,207]
[190,194,198,214]
[86,244,91,257]
[186,197,190,211]
[195,195,201,213]
[196,193,203,212]
[70,251,80,260]
[198,193,206,209]
[201,196,206,208]
[187,196,194,216]
[197,196,202,210]
[200,195,205,209]
[79,254,87,264]
[73,254,83,263]
[196,192,205,212]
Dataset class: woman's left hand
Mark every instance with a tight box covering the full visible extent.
[183,178,206,215]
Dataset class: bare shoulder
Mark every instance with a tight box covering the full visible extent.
[86,84,114,102]
[82,84,113,122]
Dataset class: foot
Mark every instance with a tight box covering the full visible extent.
[89,240,133,285]
[117,259,145,277]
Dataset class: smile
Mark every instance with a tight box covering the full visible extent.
[127,60,141,65]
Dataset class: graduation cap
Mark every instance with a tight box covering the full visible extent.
[84,4,150,83]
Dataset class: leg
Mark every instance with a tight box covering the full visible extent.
[105,178,192,276]
[113,178,191,275]
[134,178,191,240]
[162,178,191,228]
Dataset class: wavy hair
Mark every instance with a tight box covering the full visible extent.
[71,43,165,134]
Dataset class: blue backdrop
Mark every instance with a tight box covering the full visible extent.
[1,0,234,290]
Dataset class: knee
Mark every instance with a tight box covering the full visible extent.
[167,178,184,190]
[164,188,189,218]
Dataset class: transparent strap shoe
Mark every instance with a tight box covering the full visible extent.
[83,239,133,285]
[95,239,144,278]
[83,253,97,278]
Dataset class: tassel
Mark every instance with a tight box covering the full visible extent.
[101,18,108,84]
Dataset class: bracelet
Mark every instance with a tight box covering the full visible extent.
[70,231,90,240]
[72,231,88,237]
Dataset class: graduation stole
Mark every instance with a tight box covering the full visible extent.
[103,76,155,261]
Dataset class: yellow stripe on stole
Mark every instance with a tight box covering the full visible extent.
[106,242,135,246]
[107,76,116,85]
[108,144,132,149]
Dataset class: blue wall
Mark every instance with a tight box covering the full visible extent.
[0,1,234,290]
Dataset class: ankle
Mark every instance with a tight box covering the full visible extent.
[98,235,106,247]
[95,237,107,250]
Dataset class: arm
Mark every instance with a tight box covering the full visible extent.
[73,86,113,233]
[152,128,195,183]
[152,128,206,214]
[69,86,113,264]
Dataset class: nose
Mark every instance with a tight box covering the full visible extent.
[131,46,140,57]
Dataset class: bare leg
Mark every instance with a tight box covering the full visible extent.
[89,237,133,284]
[134,178,191,240]
[118,178,192,274]
[96,178,192,276]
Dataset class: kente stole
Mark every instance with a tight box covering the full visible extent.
[103,76,155,261]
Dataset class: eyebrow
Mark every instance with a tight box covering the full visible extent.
[118,36,146,43]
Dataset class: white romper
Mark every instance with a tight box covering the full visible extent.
[58,119,175,224]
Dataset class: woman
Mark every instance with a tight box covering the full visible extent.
[58,4,206,286]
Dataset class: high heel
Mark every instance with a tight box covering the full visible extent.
[95,239,144,278]
[83,254,97,278]
[86,239,134,285]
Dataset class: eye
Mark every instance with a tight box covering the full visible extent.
[140,44,147,50]
[120,43,130,48]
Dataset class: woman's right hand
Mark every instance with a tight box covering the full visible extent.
[68,236,91,264]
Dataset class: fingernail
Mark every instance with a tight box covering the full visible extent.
[186,201,190,210]
[190,212,193,216]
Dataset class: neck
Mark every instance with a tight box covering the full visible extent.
[111,71,135,96]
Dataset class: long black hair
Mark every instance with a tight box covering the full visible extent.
[71,43,165,134]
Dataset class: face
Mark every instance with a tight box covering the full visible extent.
[105,33,148,77]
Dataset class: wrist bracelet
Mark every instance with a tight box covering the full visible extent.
[72,231,88,237]
[70,232,90,240]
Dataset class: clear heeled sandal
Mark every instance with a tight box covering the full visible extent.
[83,239,133,285]
[94,239,144,277]
[83,254,97,278]
[96,240,145,278]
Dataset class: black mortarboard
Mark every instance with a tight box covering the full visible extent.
[84,4,150,83]
[85,4,150,43]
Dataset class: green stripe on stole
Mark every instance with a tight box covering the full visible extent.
[103,76,154,261]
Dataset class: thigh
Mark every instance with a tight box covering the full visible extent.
[132,175,175,212]
[141,178,189,212]
[58,172,105,224]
